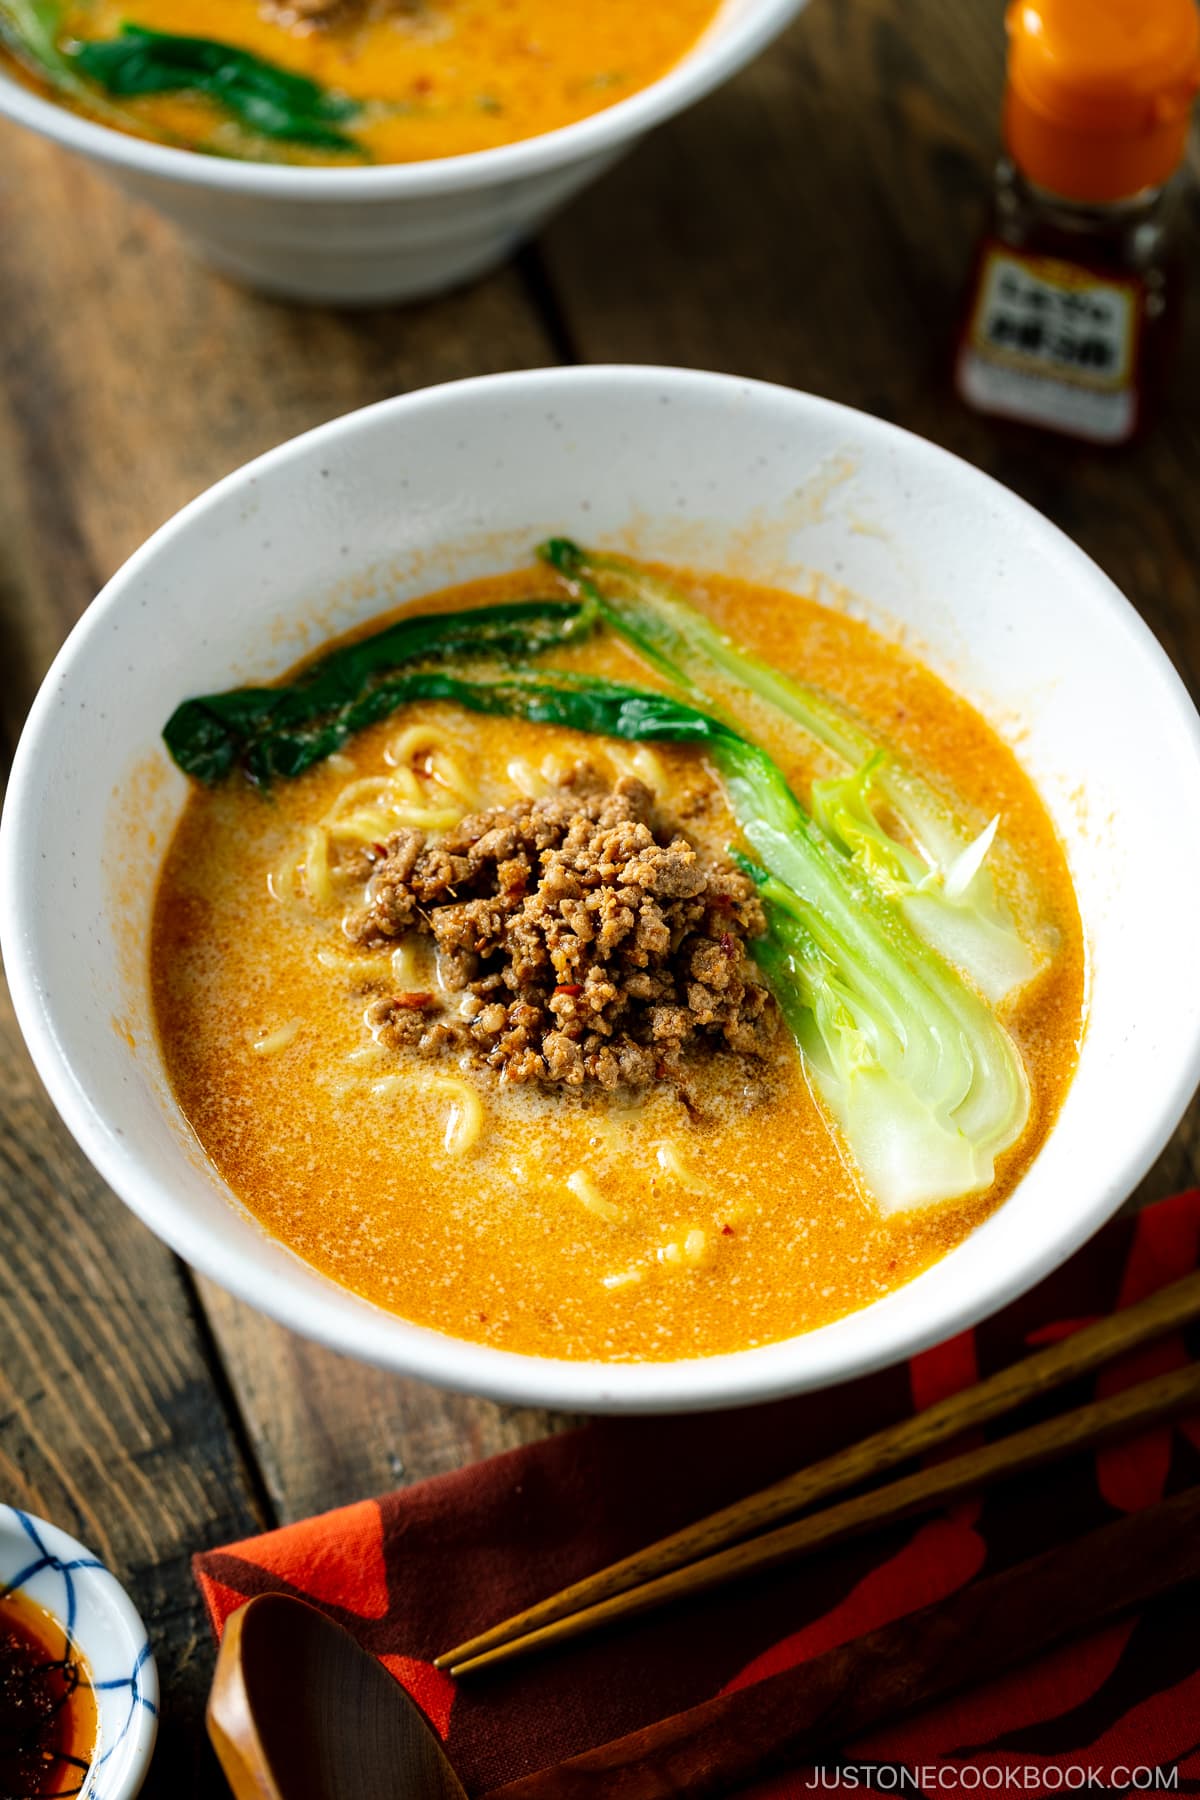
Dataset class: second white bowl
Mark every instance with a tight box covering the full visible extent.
[0,0,805,303]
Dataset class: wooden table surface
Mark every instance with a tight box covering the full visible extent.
[2,1,1199,1791]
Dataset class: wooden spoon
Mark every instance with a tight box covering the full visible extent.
[207,1594,467,1800]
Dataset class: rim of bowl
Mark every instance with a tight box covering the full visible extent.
[0,1505,158,1800]
[0,0,805,197]
[5,365,1200,1414]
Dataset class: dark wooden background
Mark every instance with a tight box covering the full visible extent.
[2,0,1198,1789]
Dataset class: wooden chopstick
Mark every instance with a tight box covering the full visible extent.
[438,1268,1200,1674]
[447,1359,1200,1674]
[478,1481,1200,1799]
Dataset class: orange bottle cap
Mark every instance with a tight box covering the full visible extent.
[1005,0,1200,202]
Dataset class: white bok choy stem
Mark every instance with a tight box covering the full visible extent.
[712,732,1030,1215]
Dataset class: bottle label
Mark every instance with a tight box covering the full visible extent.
[957,245,1143,444]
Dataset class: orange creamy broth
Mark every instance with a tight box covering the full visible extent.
[32,0,722,162]
[151,567,1086,1362]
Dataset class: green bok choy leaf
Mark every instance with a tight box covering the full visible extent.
[0,8,364,151]
[162,597,598,786]
[73,25,363,151]
[540,537,1042,1006]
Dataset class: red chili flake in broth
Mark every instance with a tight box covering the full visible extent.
[372,842,389,859]
[721,1224,736,1237]
[554,984,583,998]
[394,992,434,1011]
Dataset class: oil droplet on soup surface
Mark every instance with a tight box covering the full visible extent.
[150,565,1086,1362]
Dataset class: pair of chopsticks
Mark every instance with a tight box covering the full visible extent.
[439,1268,1200,1677]
[481,1482,1200,1799]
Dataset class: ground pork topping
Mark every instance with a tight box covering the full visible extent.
[260,0,420,30]
[346,775,775,1090]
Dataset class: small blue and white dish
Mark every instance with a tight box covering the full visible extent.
[0,1504,158,1798]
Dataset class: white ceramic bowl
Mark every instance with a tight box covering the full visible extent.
[4,365,1200,1412]
[0,0,805,303]
[0,1505,158,1799]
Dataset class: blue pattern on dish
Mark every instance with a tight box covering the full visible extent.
[92,1639,158,1773]
[4,1508,106,1638]
[0,1505,158,1798]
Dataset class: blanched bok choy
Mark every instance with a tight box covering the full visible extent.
[540,538,1042,1006]
[717,742,1031,1215]
[165,657,1030,1213]
[73,25,363,152]
[0,4,364,153]
[162,596,597,785]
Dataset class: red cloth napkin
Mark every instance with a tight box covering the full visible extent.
[195,1191,1200,1795]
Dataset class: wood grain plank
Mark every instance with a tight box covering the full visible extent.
[537,0,1200,1203]
[194,1282,576,1521]
[0,127,557,691]
[0,122,570,1783]
[0,971,269,1797]
[538,0,1200,693]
